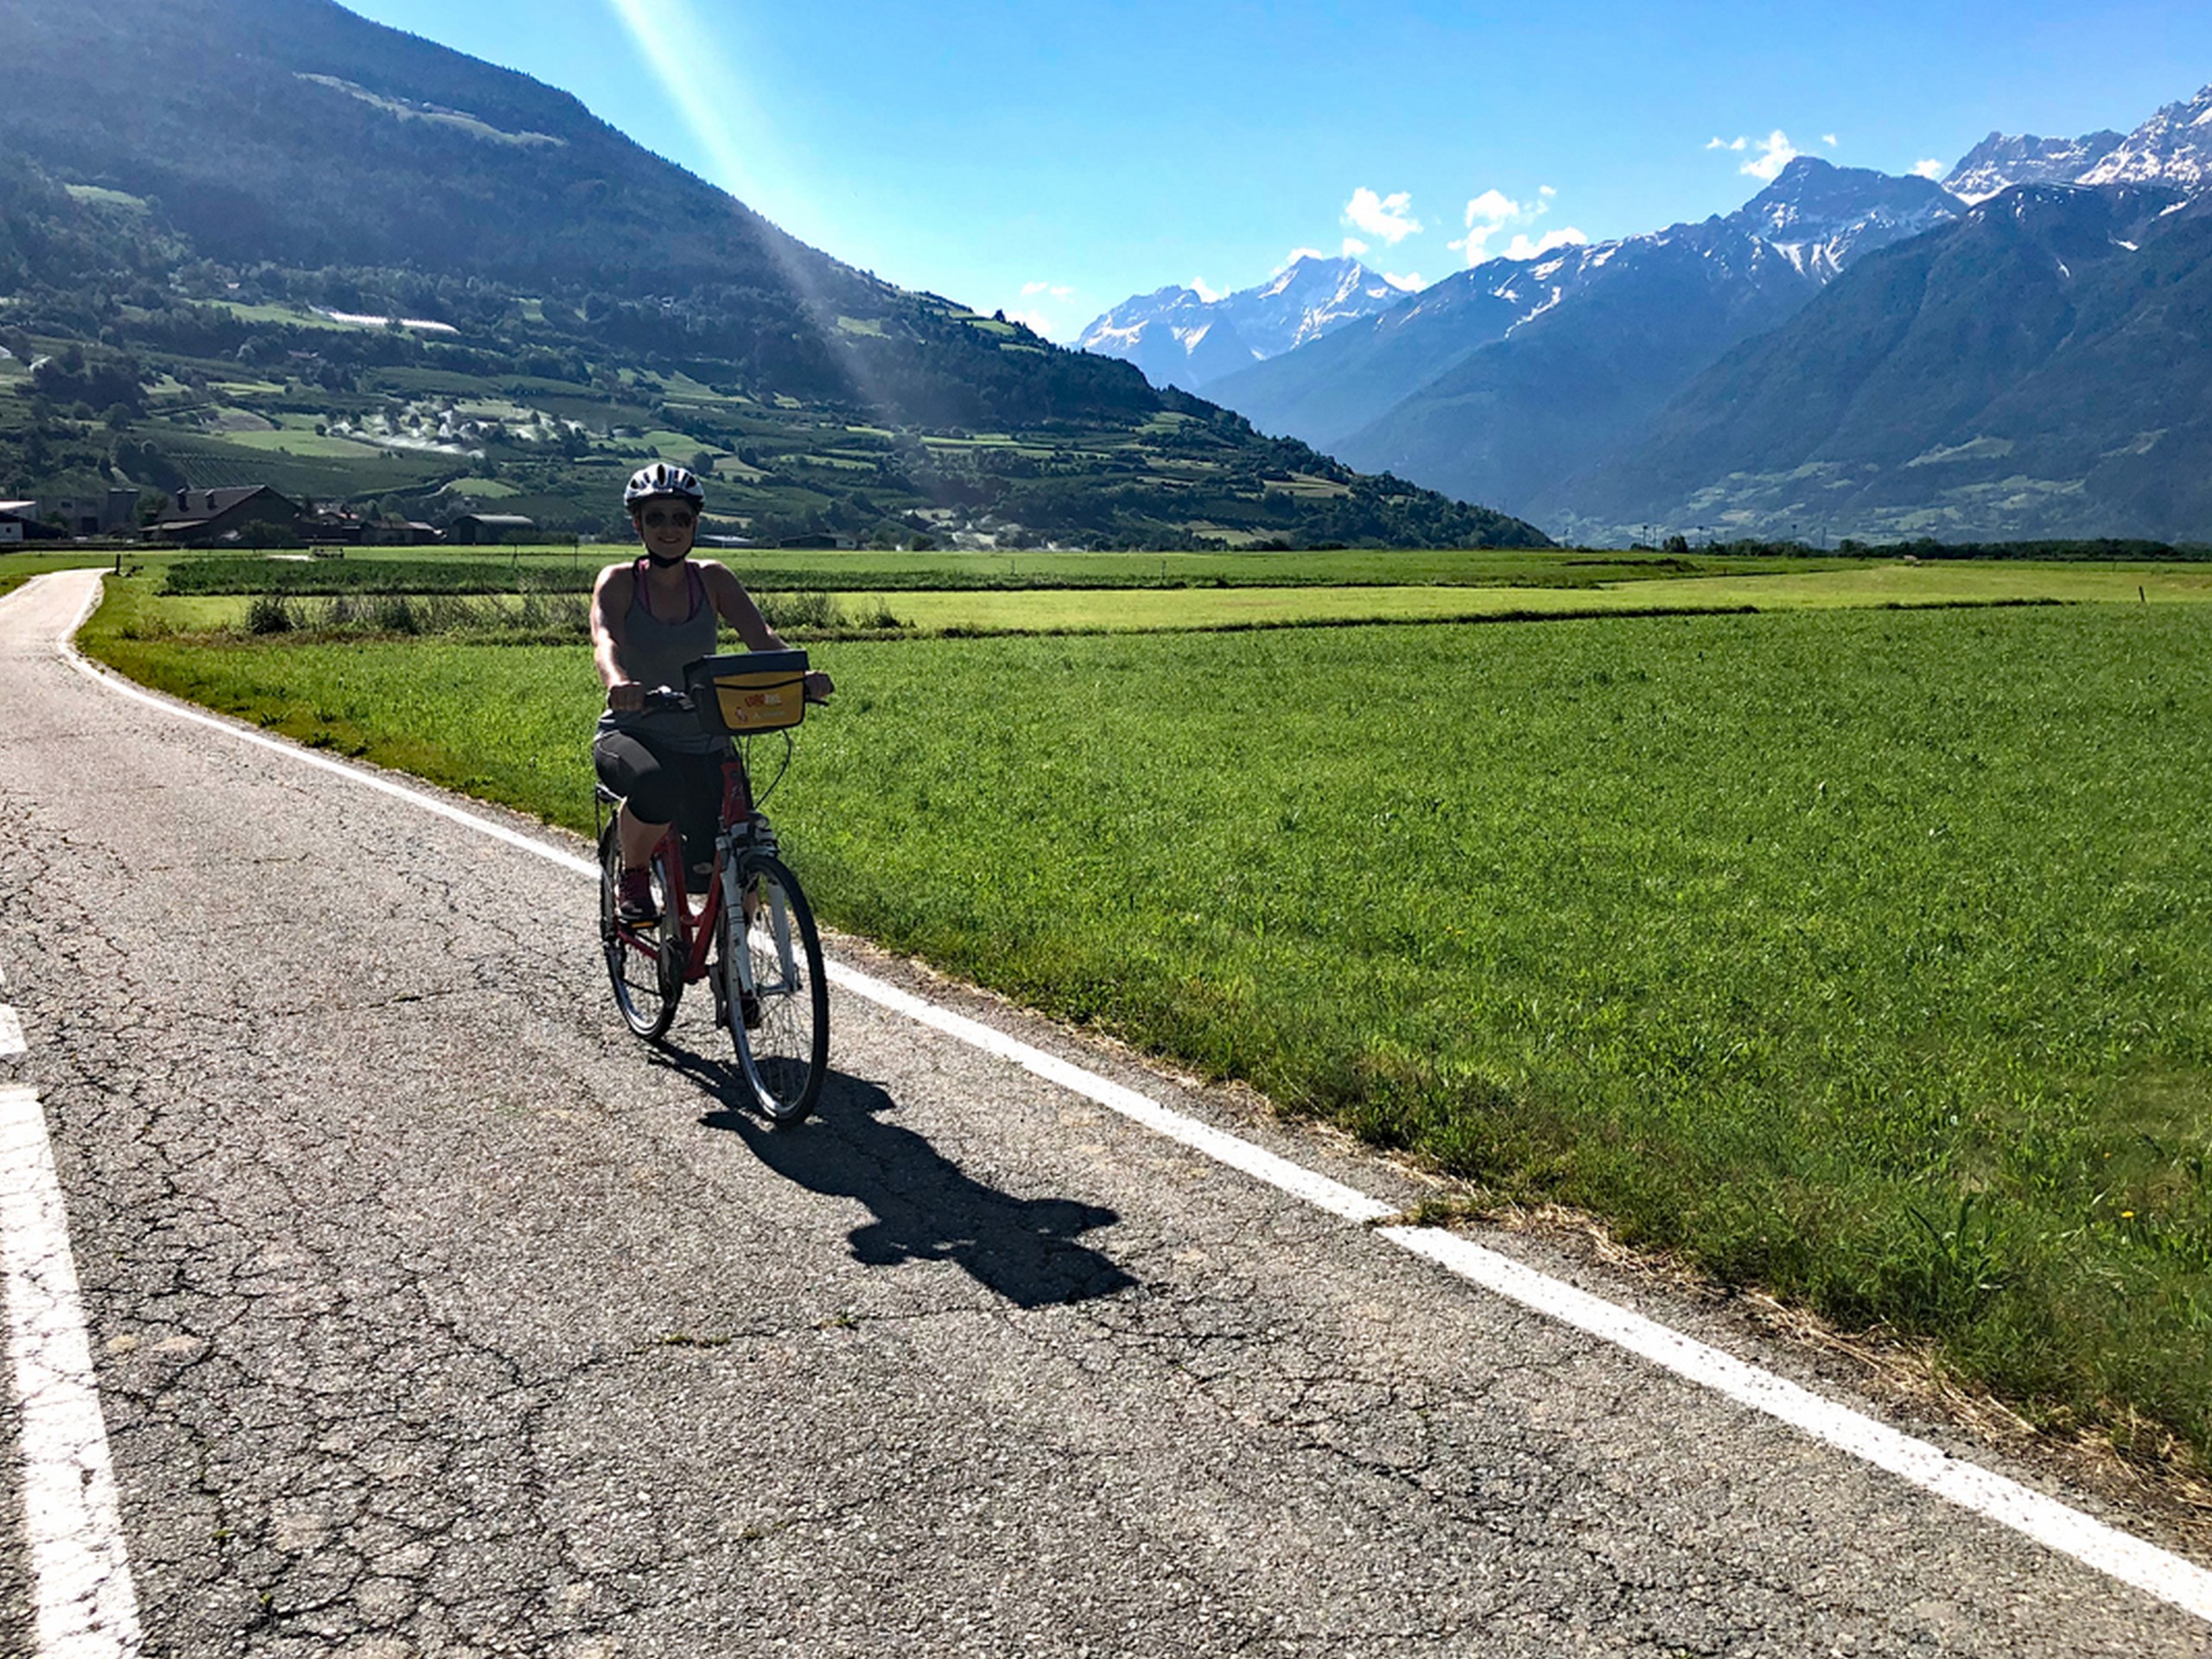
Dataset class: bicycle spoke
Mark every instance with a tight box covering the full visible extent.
[718,852,827,1123]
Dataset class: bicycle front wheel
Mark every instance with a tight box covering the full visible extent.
[715,852,829,1124]
[601,822,682,1041]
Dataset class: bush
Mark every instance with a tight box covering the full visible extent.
[244,593,293,634]
[372,595,420,634]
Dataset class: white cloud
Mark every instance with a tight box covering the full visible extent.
[1822,134,1840,148]
[1020,281,1073,299]
[1276,246,1327,273]
[1382,270,1425,292]
[1707,136,1749,152]
[1450,187,1569,265]
[1910,158,1946,180]
[1741,130,1802,181]
[1190,276,1224,303]
[1344,187,1423,245]
[1004,309,1055,335]
[1499,227,1589,262]
[1340,236,1370,258]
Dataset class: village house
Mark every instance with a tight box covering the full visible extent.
[151,486,305,547]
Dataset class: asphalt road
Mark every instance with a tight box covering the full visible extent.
[0,569,2206,1656]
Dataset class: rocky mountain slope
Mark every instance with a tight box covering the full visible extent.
[1944,131,2126,204]
[1545,183,2212,543]
[1947,86,2212,203]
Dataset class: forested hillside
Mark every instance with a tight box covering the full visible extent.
[0,0,1544,548]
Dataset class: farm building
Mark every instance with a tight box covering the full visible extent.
[0,502,65,544]
[151,486,304,546]
[363,520,444,546]
[50,489,142,536]
[296,507,365,544]
[449,512,537,544]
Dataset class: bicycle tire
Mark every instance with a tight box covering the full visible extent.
[600,821,682,1040]
[715,851,829,1124]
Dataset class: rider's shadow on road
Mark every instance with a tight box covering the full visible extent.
[699,1072,1137,1309]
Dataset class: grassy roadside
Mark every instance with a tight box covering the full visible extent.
[78,587,2212,1468]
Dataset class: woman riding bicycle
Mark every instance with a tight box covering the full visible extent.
[593,461,831,925]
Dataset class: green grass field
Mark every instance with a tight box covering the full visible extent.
[75,581,2212,1465]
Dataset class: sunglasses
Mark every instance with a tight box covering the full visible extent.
[641,507,696,530]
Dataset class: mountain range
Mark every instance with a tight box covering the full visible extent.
[1090,81,2212,543]
[1552,179,2212,543]
[1552,84,2212,543]
[0,0,1544,550]
[1076,257,1411,393]
[1206,161,1961,522]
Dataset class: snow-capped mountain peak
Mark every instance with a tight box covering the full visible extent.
[2077,83,2212,194]
[1723,156,1961,276]
[1945,85,2212,204]
[1076,254,1410,392]
[1944,130,2126,204]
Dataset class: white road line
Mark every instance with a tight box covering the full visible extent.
[0,1007,25,1059]
[1382,1226,2212,1620]
[0,1089,143,1658]
[40,572,2212,1624]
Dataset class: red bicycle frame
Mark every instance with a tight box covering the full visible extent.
[609,748,754,983]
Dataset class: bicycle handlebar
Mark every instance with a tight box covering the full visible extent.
[619,683,827,714]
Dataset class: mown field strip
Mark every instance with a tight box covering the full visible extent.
[118,559,2212,642]
[41,570,2212,1624]
[848,562,2212,632]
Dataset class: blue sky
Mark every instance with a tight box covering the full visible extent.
[340,0,2212,340]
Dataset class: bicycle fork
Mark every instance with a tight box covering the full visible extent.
[719,821,798,1001]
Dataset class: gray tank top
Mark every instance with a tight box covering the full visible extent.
[596,559,722,753]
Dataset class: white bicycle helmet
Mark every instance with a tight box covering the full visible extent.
[623,461,705,512]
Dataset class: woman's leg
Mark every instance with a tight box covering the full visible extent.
[617,802,666,871]
[594,732,684,871]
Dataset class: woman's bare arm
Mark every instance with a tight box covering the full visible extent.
[699,560,782,650]
[590,563,645,709]
[700,562,832,698]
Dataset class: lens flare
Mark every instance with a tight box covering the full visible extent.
[601,0,894,416]
[603,0,765,202]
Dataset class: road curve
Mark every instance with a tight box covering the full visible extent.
[0,568,2203,1656]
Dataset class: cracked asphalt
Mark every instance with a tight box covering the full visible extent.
[0,569,2206,1656]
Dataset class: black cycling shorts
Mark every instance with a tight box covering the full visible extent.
[593,731,727,868]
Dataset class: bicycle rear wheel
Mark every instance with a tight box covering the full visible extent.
[716,852,829,1124]
[600,822,682,1040]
